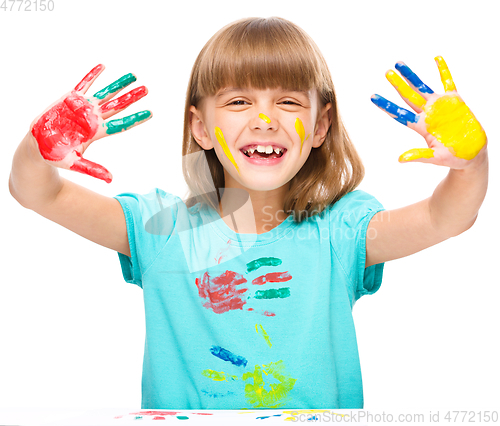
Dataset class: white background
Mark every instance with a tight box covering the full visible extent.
[1,0,498,411]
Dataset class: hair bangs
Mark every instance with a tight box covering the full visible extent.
[194,17,324,101]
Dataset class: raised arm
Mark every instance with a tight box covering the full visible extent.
[366,56,488,267]
[9,64,152,257]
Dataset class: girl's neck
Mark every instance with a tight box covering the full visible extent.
[218,183,290,235]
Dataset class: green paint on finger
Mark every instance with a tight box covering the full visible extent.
[106,110,151,135]
[93,73,136,100]
[254,288,290,299]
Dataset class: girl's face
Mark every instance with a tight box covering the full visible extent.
[190,86,331,192]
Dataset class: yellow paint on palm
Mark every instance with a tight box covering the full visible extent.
[295,118,305,155]
[242,361,297,408]
[215,126,240,174]
[201,369,238,382]
[386,70,427,109]
[256,324,272,348]
[435,56,456,92]
[259,113,271,123]
[423,94,487,160]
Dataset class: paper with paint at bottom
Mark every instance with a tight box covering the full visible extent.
[42,408,359,425]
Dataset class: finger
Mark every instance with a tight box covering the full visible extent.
[399,148,435,163]
[394,62,434,96]
[92,73,137,104]
[70,154,113,183]
[100,86,148,119]
[371,94,419,127]
[74,64,105,94]
[105,110,152,135]
[435,56,457,92]
[386,70,427,112]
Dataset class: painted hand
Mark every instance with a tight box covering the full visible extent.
[30,64,151,183]
[371,56,487,170]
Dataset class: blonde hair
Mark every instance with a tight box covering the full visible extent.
[182,16,365,222]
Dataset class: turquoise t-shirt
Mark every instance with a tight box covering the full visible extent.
[114,188,385,409]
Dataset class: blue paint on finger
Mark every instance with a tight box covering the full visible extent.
[395,62,434,94]
[371,94,419,126]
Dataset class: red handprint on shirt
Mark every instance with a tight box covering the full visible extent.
[195,257,292,316]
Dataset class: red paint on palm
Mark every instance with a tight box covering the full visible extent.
[100,86,147,113]
[74,64,104,92]
[32,93,99,161]
[195,271,248,314]
[31,92,112,182]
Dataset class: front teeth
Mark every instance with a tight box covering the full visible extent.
[243,145,284,155]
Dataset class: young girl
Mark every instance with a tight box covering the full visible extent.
[9,17,488,410]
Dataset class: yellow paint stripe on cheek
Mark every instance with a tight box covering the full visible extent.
[215,126,240,174]
[259,113,271,123]
[386,70,426,109]
[295,118,305,155]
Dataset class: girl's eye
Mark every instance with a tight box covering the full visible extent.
[229,100,248,106]
[281,100,299,105]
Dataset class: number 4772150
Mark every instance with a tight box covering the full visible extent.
[1,0,55,11]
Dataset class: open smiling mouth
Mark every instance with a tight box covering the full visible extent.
[241,146,287,159]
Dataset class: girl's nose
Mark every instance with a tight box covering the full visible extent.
[251,112,278,131]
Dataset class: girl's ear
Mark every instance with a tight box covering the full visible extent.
[312,102,332,148]
[189,105,214,150]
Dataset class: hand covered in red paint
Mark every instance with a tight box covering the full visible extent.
[30,64,151,183]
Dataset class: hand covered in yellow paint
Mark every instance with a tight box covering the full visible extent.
[371,56,487,170]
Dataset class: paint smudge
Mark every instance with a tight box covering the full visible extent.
[202,369,239,381]
[435,56,456,92]
[195,271,248,314]
[215,126,240,174]
[74,64,104,92]
[210,345,248,367]
[386,69,426,108]
[106,110,152,135]
[32,94,99,162]
[422,94,486,161]
[257,414,283,419]
[93,72,137,100]
[242,361,297,408]
[295,118,305,155]
[247,257,282,273]
[100,86,148,114]
[252,271,292,285]
[254,288,290,300]
[256,324,272,348]
[31,93,113,183]
[247,309,276,317]
[395,62,434,94]
[259,113,271,123]
[177,416,189,420]
[214,239,232,264]
[370,94,418,126]
[201,389,236,398]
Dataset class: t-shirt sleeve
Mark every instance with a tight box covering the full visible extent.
[114,188,180,288]
[329,189,386,303]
